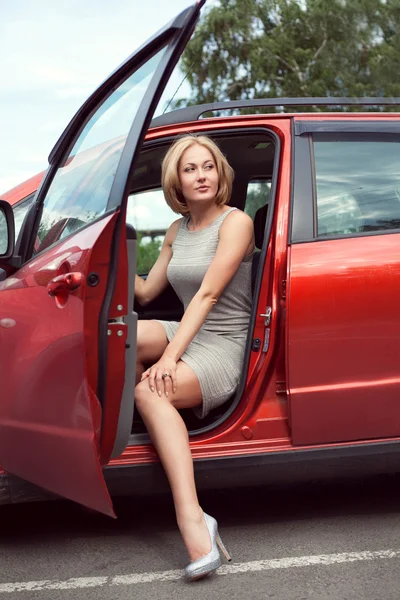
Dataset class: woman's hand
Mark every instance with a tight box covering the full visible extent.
[141,354,177,397]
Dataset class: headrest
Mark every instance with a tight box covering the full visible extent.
[254,204,268,249]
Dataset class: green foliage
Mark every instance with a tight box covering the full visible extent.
[136,233,162,274]
[176,0,400,111]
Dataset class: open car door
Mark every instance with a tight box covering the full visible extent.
[0,1,205,517]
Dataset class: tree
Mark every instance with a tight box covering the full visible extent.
[136,234,162,274]
[176,0,400,110]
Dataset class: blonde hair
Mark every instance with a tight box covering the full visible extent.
[161,134,234,215]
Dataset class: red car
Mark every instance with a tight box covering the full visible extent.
[1,1,400,517]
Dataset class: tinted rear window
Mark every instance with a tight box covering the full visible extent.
[314,139,400,237]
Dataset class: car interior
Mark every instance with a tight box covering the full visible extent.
[127,128,279,438]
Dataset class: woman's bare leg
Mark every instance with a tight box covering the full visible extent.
[135,361,211,562]
[136,320,169,383]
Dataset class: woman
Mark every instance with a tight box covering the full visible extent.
[134,134,254,581]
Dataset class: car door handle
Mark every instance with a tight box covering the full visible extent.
[47,272,83,297]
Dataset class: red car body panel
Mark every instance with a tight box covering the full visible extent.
[288,233,400,446]
[1,172,44,205]
[0,213,124,517]
[99,210,130,466]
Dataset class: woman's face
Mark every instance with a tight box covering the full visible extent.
[178,144,219,206]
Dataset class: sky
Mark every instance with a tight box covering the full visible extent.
[0,0,206,195]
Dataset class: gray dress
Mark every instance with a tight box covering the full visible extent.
[157,207,253,418]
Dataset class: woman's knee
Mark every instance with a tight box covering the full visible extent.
[135,380,177,414]
[135,380,158,413]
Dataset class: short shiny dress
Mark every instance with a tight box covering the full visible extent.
[157,207,253,418]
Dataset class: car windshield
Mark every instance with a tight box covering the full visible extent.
[12,195,36,239]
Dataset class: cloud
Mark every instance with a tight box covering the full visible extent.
[127,189,177,230]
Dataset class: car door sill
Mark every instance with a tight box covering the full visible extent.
[2,439,400,506]
[109,438,400,495]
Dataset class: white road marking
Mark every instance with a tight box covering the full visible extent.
[0,549,399,592]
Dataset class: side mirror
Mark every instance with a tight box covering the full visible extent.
[0,200,15,260]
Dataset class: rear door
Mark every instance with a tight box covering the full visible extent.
[0,2,204,516]
[288,119,400,445]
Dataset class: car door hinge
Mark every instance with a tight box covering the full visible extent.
[282,279,287,299]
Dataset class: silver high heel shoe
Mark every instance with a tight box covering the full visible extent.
[184,512,232,582]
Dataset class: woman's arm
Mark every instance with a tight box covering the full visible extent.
[143,210,254,395]
[135,219,181,306]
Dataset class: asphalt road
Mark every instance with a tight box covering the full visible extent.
[1,474,400,599]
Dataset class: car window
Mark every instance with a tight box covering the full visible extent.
[127,188,176,274]
[245,180,271,220]
[314,138,400,237]
[33,46,168,255]
[12,194,35,239]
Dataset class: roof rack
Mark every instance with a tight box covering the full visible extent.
[151,97,400,128]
